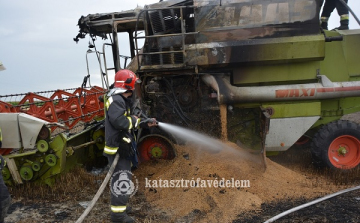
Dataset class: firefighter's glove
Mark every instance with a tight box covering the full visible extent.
[133,107,142,117]
[118,138,135,158]
[140,118,158,128]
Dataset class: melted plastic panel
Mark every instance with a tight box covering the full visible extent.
[195,0,321,38]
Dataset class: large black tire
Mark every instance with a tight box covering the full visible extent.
[311,120,360,169]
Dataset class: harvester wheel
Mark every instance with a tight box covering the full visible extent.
[137,134,176,162]
[311,120,360,169]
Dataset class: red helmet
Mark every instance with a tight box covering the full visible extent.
[114,69,140,91]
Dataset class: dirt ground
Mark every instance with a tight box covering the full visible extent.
[4,113,360,223]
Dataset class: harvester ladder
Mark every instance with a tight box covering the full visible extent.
[100,43,132,89]
[101,43,116,90]
[86,49,106,90]
[86,42,118,90]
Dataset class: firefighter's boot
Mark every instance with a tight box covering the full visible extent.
[336,15,349,30]
[320,17,328,30]
[111,213,135,223]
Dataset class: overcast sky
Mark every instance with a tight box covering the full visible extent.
[1,0,360,96]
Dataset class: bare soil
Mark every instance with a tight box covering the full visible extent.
[4,112,360,223]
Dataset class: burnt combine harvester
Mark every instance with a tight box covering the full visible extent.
[1,0,360,186]
[74,0,360,170]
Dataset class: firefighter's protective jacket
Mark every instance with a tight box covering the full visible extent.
[0,155,10,201]
[104,94,140,155]
[0,127,2,148]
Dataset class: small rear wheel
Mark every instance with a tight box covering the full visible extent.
[137,134,176,162]
[311,120,360,169]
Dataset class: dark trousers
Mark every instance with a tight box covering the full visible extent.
[0,196,11,223]
[321,0,349,17]
[106,155,132,221]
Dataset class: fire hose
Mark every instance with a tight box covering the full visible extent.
[339,0,360,26]
[75,108,155,222]
[263,184,360,223]
[75,153,120,223]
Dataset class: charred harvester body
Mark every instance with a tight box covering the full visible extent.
[1,0,360,186]
[73,0,360,170]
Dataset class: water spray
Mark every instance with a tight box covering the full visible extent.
[156,122,266,167]
[158,122,249,156]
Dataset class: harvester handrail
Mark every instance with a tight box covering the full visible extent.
[134,5,195,71]
[135,31,198,39]
[102,43,113,90]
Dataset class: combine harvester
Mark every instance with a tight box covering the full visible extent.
[0,85,107,185]
[1,0,360,186]
[73,0,360,169]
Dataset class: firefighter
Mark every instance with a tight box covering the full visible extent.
[321,0,349,30]
[104,69,157,223]
[0,127,11,223]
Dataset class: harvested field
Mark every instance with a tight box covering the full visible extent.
[5,140,360,223]
[4,112,360,223]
